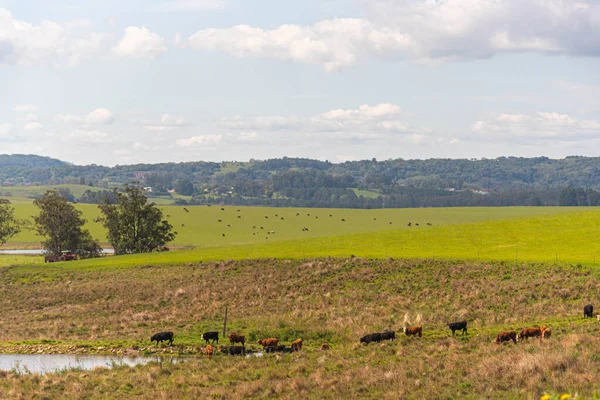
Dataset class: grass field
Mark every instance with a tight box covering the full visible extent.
[1,258,599,398]
[2,202,593,250]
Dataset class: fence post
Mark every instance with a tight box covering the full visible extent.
[223,306,228,338]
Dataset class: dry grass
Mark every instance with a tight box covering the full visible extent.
[1,258,600,398]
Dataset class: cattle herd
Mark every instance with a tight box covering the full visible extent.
[149,304,596,356]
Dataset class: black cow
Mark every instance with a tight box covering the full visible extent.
[381,331,396,341]
[360,333,382,344]
[584,304,594,318]
[224,346,245,356]
[150,331,174,346]
[448,321,468,336]
[202,331,219,344]
[265,345,292,353]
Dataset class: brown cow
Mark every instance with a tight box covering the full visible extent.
[228,333,246,347]
[291,338,303,352]
[320,343,330,350]
[495,331,517,344]
[518,327,542,342]
[542,327,552,339]
[258,338,279,349]
[403,326,422,337]
[205,344,214,358]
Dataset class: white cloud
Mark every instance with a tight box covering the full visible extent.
[0,124,13,139]
[114,26,166,59]
[142,114,185,131]
[113,149,132,157]
[471,111,600,143]
[24,122,43,131]
[221,103,429,141]
[24,113,39,122]
[187,1,600,70]
[188,18,413,71]
[13,105,38,112]
[161,0,228,11]
[68,129,110,142]
[0,8,108,66]
[238,131,258,141]
[56,108,114,125]
[176,134,222,147]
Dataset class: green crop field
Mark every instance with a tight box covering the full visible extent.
[2,201,591,250]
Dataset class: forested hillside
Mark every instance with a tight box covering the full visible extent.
[1,154,599,208]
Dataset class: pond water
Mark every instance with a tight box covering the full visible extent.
[0,249,114,255]
[0,354,171,375]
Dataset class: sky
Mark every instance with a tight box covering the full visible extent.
[1,0,599,166]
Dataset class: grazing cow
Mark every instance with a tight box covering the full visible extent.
[222,234,225,237]
[281,217,285,220]
[237,209,241,212]
[360,333,383,344]
[258,338,279,349]
[218,219,222,222]
[518,327,542,342]
[427,223,432,226]
[495,331,517,344]
[407,222,412,227]
[238,216,242,219]
[448,321,468,336]
[584,304,594,318]
[265,216,269,219]
[291,338,303,351]
[542,328,552,339]
[228,333,245,347]
[151,331,174,346]
[181,224,185,227]
[202,331,219,344]
[341,219,346,222]
[329,214,332,217]
[184,208,189,212]
[221,207,225,211]
[307,214,310,216]
[381,331,396,341]
[265,345,291,353]
[205,344,214,358]
[260,226,264,229]
[224,346,245,356]
[373,218,377,221]
[321,343,330,350]
[253,226,256,228]
[296,213,300,216]
[388,221,392,225]
[275,214,278,217]
[415,223,420,226]
[227,224,231,227]
[315,216,318,219]
[403,326,422,337]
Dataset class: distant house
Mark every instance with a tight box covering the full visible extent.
[143,186,153,193]
[168,189,175,193]
[444,188,456,192]
[471,189,489,195]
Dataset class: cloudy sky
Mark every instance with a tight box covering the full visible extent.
[1,0,599,166]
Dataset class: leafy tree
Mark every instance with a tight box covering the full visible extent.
[33,190,101,258]
[173,178,194,196]
[0,199,21,246]
[98,184,176,255]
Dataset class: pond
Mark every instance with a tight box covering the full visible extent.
[0,354,172,375]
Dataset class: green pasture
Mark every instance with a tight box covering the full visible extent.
[0,184,103,199]
[19,207,599,271]
[3,203,588,249]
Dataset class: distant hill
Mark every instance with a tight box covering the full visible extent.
[1,154,599,208]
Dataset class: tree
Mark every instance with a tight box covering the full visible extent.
[98,184,176,255]
[173,178,194,196]
[33,190,101,258]
[0,199,20,246]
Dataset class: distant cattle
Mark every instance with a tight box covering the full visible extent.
[341,219,346,222]
[265,216,269,219]
[584,304,594,318]
[381,331,396,341]
[221,208,225,211]
[373,218,377,221]
[296,213,300,216]
[151,331,174,346]
[184,208,189,212]
[415,223,420,226]
[181,224,185,227]
[427,223,432,226]
[388,221,392,225]
[260,226,264,229]
[222,233,225,237]
[238,216,242,219]
[258,338,279,349]
[495,331,517,344]
[223,346,245,356]
[205,344,214,357]
[407,222,412,227]
[275,214,278,217]
[237,209,241,212]
[281,217,285,220]
[329,214,332,217]
[518,327,542,342]
[227,224,231,227]
[321,343,330,350]
[403,326,422,337]
[265,345,292,353]
[218,219,222,222]
[360,333,382,344]
[448,321,468,336]
[228,333,246,347]
[291,338,303,351]
[202,331,219,344]
[307,214,310,216]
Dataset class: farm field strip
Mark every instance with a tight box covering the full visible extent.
[2,203,593,249]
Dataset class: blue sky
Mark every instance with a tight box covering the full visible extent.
[1,0,599,166]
